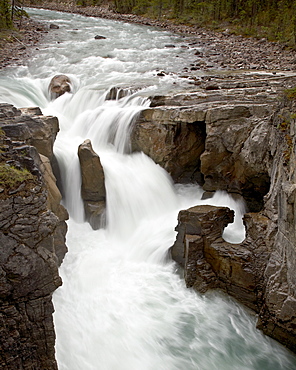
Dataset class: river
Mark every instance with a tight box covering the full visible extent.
[1,7,296,370]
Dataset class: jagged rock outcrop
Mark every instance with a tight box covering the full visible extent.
[0,137,61,369]
[0,104,68,263]
[49,74,71,99]
[161,77,296,352]
[1,104,59,161]
[171,206,273,311]
[78,139,106,230]
[132,74,285,211]
[0,104,68,368]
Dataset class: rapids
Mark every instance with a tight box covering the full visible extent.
[1,7,296,370]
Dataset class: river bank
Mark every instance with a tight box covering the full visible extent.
[2,2,296,73]
[0,16,48,70]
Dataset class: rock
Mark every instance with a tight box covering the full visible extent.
[0,104,59,162]
[39,154,68,265]
[105,86,134,100]
[0,134,61,369]
[171,204,234,267]
[49,23,59,29]
[205,82,220,90]
[138,77,296,352]
[78,139,106,229]
[48,74,71,99]
[171,206,270,311]
[131,107,206,183]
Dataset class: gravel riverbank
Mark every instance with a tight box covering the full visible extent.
[0,17,48,70]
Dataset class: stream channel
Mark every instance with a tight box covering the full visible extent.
[1,7,296,370]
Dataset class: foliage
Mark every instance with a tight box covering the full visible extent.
[111,0,296,46]
[0,0,12,29]
[0,0,29,29]
[76,0,104,5]
[0,163,34,189]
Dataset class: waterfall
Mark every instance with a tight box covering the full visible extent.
[1,7,296,370]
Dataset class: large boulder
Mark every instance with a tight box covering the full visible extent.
[78,139,106,229]
[48,74,71,99]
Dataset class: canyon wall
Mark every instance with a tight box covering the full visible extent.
[131,73,296,352]
[0,104,67,369]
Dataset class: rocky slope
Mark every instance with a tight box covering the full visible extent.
[130,73,296,352]
[0,104,68,369]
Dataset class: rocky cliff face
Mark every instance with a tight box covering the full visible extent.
[131,73,296,352]
[0,104,67,369]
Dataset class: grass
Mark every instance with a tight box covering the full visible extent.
[0,163,34,189]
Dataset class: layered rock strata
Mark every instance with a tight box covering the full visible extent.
[132,73,289,211]
[0,104,67,368]
[132,74,296,352]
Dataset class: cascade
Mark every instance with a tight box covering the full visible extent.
[0,7,296,370]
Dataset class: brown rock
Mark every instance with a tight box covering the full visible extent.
[78,139,106,229]
[131,107,206,183]
[48,74,71,99]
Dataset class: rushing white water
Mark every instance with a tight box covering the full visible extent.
[1,8,296,370]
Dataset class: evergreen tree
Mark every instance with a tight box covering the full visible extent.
[0,0,12,29]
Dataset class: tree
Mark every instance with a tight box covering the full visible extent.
[0,0,12,29]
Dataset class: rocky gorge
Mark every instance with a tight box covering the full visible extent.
[133,73,296,353]
[1,3,296,368]
[130,73,296,352]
